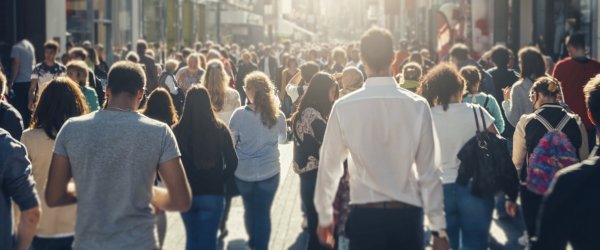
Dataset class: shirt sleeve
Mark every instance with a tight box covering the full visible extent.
[314,105,349,227]
[508,84,529,127]
[512,116,528,169]
[159,126,181,164]
[487,96,505,133]
[228,110,241,147]
[2,107,24,140]
[10,46,19,59]
[414,103,446,231]
[30,65,39,80]
[3,139,39,211]
[478,106,496,131]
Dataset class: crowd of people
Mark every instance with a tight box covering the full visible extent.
[1,26,600,250]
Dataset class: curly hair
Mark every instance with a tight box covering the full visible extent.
[419,63,464,111]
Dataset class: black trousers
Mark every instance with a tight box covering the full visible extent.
[300,170,328,250]
[9,82,31,127]
[520,186,543,239]
[346,205,424,250]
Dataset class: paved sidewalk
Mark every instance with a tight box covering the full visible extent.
[163,144,306,250]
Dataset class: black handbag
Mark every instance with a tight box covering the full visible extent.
[456,106,519,200]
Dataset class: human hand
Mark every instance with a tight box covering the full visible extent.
[432,236,450,250]
[28,101,35,111]
[316,224,335,249]
[503,87,512,101]
[505,201,518,217]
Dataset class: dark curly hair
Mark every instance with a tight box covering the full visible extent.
[419,63,464,111]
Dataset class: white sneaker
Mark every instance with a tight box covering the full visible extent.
[518,232,529,246]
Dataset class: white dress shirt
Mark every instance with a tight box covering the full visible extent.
[314,77,446,231]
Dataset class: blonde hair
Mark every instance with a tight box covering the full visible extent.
[66,60,89,87]
[165,59,179,73]
[244,71,278,128]
[201,59,230,112]
[187,53,201,69]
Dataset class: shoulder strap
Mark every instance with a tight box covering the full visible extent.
[472,106,481,133]
[483,96,490,108]
[533,114,555,131]
[555,114,572,132]
[478,106,488,130]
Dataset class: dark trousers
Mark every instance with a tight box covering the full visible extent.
[300,170,328,250]
[31,236,74,250]
[520,186,543,239]
[9,82,31,127]
[346,205,424,250]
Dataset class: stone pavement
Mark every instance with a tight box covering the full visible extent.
[162,143,526,250]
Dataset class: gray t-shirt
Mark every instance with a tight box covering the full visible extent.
[10,40,35,83]
[53,110,180,250]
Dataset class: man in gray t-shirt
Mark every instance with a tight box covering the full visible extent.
[46,61,191,249]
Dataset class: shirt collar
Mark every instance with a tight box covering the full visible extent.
[364,77,398,88]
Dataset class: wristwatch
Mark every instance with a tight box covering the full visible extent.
[431,229,449,240]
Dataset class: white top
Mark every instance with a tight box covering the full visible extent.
[314,77,446,231]
[216,88,242,124]
[431,103,494,184]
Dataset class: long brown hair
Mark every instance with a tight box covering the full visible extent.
[245,71,278,128]
[201,59,230,112]
[172,86,226,169]
[30,77,89,139]
[142,88,179,126]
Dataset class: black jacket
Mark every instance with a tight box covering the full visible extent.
[259,56,278,82]
[0,101,23,140]
[532,146,600,250]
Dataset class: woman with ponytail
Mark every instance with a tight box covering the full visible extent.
[228,71,287,250]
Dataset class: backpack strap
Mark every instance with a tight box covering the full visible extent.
[533,114,555,131]
[555,115,572,132]
[483,96,490,108]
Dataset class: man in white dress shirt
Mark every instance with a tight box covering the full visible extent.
[314,27,448,250]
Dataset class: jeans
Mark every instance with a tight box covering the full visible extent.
[444,183,494,250]
[9,82,31,127]
[31,236,74,250]
[180,195,225,250]
[345,205,424,250]
[235,174,280,250]
[300,170,328,250]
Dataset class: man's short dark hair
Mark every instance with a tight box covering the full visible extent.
[449,43,470,62]
[69,47,88,60]
[107,61,146,97]
[584,74,600,126]
[300,62,320,83]
[360,27,394,72]
[44,40,60,52]
[136,39,148,54]
[490,45,511,68]
[566,33,586,50]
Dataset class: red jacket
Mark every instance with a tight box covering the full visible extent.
[553,57,600,129]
